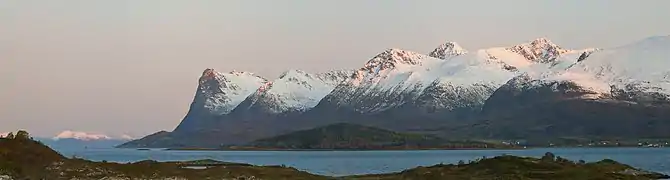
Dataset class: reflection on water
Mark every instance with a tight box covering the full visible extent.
[54,147,670,176]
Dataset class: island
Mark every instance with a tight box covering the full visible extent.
[169,123,521,151]
[2,130,669,179]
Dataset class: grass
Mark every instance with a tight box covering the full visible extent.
[347,155,670,180]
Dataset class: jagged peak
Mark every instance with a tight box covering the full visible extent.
[201,68,219,78]
[316,69,354,83]
[318,69,354,77]
[513,37,562,50]
[278,69,309,79]
[198,68,267,87]
[506,37,571,63]
[429,41,468,59]
[200,68,262,77]
[529,37,554,46]
[371,48,427,64]
[361,48,429,72]
[229,70,262,78]
[199,68,226,84]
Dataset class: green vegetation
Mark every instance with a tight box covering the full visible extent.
[1,130,668,179]
[226,123,514,150]
[348,152,670,180]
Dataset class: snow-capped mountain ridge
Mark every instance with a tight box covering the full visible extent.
[193,37,586,116]
[319,37,596,114]
[122,35,670,148]
[236,69,353,114]
[504,35,670,100]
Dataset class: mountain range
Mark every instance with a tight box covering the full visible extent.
[119,35,670,148]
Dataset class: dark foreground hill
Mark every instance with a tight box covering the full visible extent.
[2,130,668,180]
[0,131,323,180]
[351,154,670,180]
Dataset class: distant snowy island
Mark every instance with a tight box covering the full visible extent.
[0,130,132,149]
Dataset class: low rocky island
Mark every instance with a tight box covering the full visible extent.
[2,130,669,179]
[168,123,520,151]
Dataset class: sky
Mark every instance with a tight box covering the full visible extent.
[1,0,669,138]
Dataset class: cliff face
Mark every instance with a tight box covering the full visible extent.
[173,69,267,133]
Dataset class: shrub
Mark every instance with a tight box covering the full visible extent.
[541,152,556,162]
[16,130,30,140]
[5,132,14,139]
[555,156,572,164]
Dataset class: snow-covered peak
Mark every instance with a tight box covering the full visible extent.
[200,68,219,81]
[506,37,572,63]
[530,37,553,45]
[244,69,352,113]
[0,132,9,138]
[429,41,468,59]
[229,70,262,78]
[200,69,264,82]
[362,48,430,72]
[53,131,112,141]
[197,68,268,115]
[278,69,309,79]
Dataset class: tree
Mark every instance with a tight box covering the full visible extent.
[15,130,30,140]
[457,160,465,166]
[5,132,14,139]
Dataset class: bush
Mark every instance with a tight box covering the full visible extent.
[541,152,556,162]
[16,130,30,140]
[5,132,14,139]
[556,156,572,164]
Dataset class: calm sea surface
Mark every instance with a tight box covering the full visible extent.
[53,147,670,177]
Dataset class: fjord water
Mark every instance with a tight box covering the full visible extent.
[54,147,670,177]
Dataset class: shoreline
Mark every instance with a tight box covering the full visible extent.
[126,146,670,152]
[162,146,529,151]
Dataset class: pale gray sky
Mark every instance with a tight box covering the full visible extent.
[1,0,669,138]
